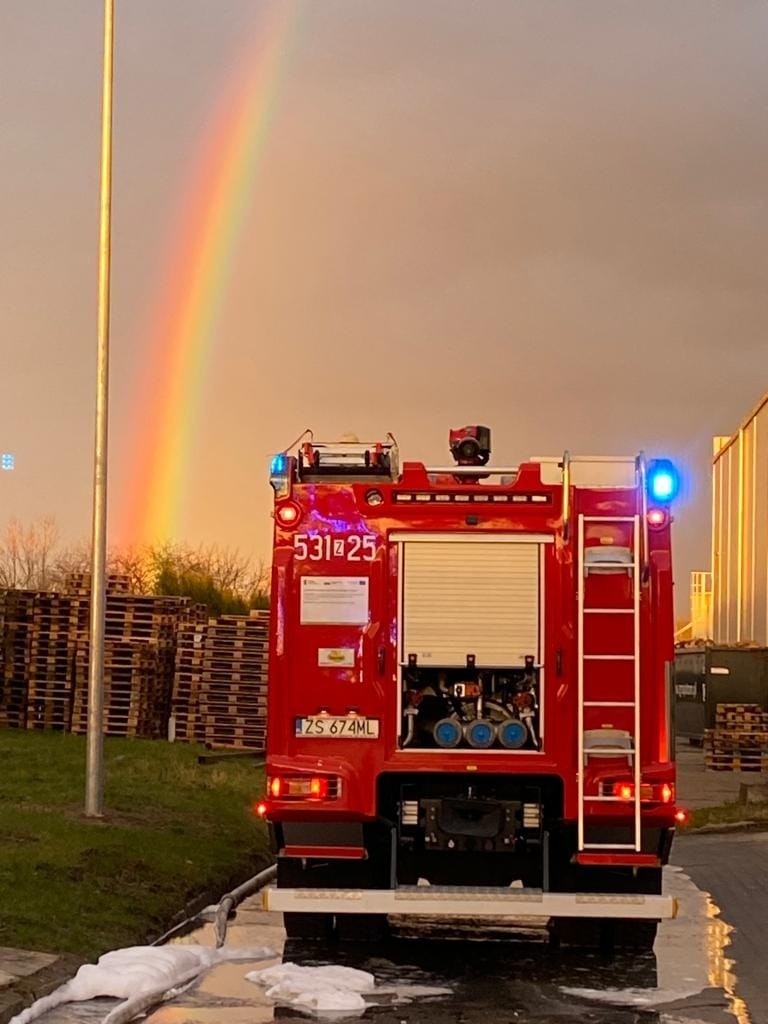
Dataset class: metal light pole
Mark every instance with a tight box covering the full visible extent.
[86,0,115,817]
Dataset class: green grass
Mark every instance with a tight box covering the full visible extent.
[0,729,270,959]
[684,798,768,830]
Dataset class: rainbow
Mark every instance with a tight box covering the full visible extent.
[118,1,296,545]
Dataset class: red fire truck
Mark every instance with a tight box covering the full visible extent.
[261,427,680,946]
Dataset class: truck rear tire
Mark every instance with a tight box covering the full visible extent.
[548,917,657,951]
[336,913,390,943]
[604,918,658,950]
[283,912,336,941]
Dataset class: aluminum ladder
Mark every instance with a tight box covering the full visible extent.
[576,511,642,858]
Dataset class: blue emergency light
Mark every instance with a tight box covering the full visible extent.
[647,459,679,503]
[270,453,288,478]
[269,453,290,498]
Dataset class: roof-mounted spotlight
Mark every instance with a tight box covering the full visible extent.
[449,425,491,466]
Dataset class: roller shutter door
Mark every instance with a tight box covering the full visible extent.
[401,540,540,667]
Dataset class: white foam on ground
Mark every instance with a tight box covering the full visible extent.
[9,944,276,1024]
[560,865,726,1009]
[246,962,452,1018]
[246,963,374,1017]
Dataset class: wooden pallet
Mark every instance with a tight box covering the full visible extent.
[705,729,768,750]
[705,754,768,773]
[715,702,768,727]
[705,707,768,771]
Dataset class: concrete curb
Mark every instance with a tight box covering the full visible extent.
[0,953,84,1024]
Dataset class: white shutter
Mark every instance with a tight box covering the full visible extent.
[401,541,540,667]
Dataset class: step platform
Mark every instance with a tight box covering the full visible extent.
[264,884,676,920]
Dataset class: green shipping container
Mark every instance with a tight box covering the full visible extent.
[673,645,768,743]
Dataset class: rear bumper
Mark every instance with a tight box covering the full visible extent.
[264,884,676,920]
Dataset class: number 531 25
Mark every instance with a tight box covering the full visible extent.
[293,534,377,562]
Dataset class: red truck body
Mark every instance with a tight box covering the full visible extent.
[262,432,679,942]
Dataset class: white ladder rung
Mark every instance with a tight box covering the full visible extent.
[584,608,635,614]
[584,701,635,707]
[584,746,635,755]
[577,510,642,856]
[584,654,635,661]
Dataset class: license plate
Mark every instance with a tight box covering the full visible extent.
[295,716,380,738]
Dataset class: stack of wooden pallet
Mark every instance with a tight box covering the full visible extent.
[25,593,87,731]
[172,611,268,750]
[64,571,134,596]
[70,589,192,739]
[0,582,268,745]
[71,639,160,737]
[704,703,768,772]
[105,594,182,735]
[171,617,207,742]
[0,589,10,728]
[0,590,36,729]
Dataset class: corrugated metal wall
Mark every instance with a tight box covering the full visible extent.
[713,395,768,643]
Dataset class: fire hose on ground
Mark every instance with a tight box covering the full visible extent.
[152,862,277,949]
[212,863,278,947]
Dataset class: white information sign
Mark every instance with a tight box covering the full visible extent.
[300,576,369,625]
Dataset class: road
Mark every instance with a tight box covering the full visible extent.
[673,832,768,1024]
[31,862,745,1024]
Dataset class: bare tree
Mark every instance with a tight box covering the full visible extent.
[108,546,155,594]
[0,517,60,590]
[0,522,270,608]
[50,539,91,588]
[50,543,161,595]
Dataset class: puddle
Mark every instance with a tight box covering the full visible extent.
[28,867,746,1024]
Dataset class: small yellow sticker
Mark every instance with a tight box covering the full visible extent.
[318,647,355,667]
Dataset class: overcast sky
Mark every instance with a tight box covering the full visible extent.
[1,1,767,612]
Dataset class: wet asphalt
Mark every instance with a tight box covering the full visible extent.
[673,831,768,1024]
[22,746,765,1023]
[24,737,763,1024]
[30,862,743,1024]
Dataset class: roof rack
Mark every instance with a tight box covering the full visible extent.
[296,435,399,483]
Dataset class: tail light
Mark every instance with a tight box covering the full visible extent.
[647,507,669,529]
[267,774,341,800]
[602,780,675,803]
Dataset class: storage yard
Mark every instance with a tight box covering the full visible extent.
[0,575,267,750]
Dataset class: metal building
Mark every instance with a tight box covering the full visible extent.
[712,392,768,643]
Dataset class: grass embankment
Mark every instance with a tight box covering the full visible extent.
[686,799,768,830]
[0,729,269,959]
